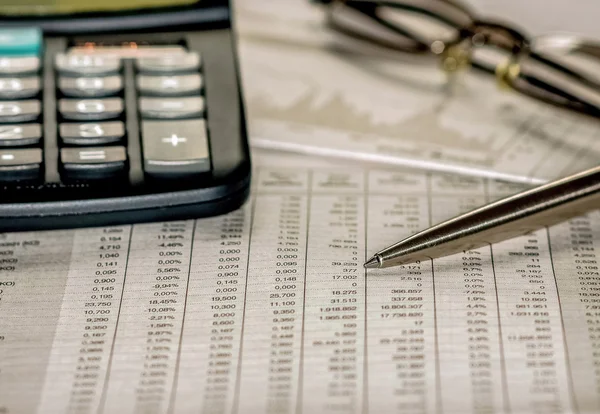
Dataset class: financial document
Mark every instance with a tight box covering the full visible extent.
[236,0,600,183]
[1,158,600,414]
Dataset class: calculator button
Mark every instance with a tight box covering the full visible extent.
[139,97,205,119]
[0,28,42,56]
[0,77,40,99]
[61,146,127,178]
[137,74,203,96]
[0,148,42,180]
[142,119,210,176]
[0,100,40,123]
[59,98,124,121]
[136,52,201,73]
[0,56,40,75]
[60,121,125,146]
[55,53,122,76]
[59,76,123,97]
[0,124,41,146]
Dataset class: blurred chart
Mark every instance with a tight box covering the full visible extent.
[236,0,600,182]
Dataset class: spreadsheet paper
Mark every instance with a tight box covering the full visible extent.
[1,164,600,414]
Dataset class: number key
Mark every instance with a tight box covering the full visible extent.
[0,124,41,146]
[0,77,40,99]
[59,98,124,121]
[55,53,121,76]
[60,121,125,145]
[0,100,40,123]
[59,76,123,98]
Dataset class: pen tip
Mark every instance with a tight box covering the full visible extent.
[364,256,380,269]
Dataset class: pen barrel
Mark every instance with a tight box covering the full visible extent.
[378,166,600,267]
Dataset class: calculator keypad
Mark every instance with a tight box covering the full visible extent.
[0,32,212,186]
[0,28,42,182]
[135,49,210,179]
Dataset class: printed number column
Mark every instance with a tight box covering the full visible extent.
[0,230,74,414]
[237,168,309,413]
[550,211,600,411]
[490,180,572,414]
[172,205,251,414]
[101,221,195,414]
[301,171,366,414]
[365,171,438,414]
[37,226,131,414]
[430,174,506,414]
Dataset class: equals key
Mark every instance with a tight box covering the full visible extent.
[61,146,127,179]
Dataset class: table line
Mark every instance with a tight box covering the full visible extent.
[296,169,312,414]
[547,227,579,414]
[96,225,134,414]
[362,170,369,414]
[490,244,511,414]
[232,181,259,414]
[167,220,197,414]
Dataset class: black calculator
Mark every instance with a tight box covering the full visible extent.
[0,0,251,231]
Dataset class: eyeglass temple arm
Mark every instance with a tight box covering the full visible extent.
[502,54,600,118]
[317,1,600,118]
[320,0,475,54]
[530,44,600,91]
[377,0,473,29]
[330,1,430,53]
[508,75,600,118]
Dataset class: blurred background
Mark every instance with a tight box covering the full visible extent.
[235,0,600,183]
[468,0,600,38]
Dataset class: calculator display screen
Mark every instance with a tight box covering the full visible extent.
[0,0,198,15]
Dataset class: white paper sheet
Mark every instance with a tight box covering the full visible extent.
[1,155,599,414]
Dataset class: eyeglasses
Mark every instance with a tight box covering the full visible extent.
[312,0,600,119]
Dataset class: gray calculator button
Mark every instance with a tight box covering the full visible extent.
[137,74,203,96]
[0,56,40,75]
[59,98,124,121]
[59,76,123,97]
[136,52,201,73]
[139,97,205,119]
[0,77,40,99]
[0,124,41,146]
[0,148,42,180]
[61,146,127,178]
[55,53,121,76]
[142,119,210,176]
[60,121,125,145]
[0,100,40,123]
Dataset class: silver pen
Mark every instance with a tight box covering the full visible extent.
[364,166,600,269]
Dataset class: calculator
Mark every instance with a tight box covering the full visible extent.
[0,0,251,231]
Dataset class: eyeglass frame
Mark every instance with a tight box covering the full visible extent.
[312,0,600,119]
